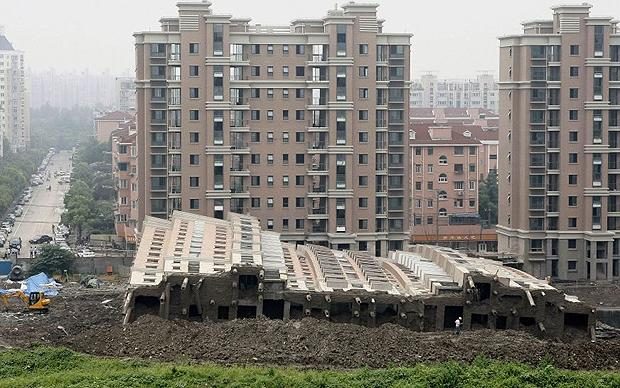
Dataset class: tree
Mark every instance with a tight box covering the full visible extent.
[478,170,498,228]
[29,245,76,276]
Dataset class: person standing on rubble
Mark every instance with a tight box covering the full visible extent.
[454,317,462,335]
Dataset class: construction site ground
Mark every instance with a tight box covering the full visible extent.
[0,281,619,371]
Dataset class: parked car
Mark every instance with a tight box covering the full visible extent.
[9,238,21,249]
[0,236,5,247]
[14,208,23,217]
[29,235,53,244]
[76,248,95,258]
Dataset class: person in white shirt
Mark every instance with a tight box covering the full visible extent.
[454,317,462,335]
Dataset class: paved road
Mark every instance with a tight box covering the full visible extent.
[9,151,72,258]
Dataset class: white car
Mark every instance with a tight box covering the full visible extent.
[76,249,95,258]
[54,236,66,243]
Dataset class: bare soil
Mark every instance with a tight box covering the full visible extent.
[0,282,619,370]
[556,282,620,308]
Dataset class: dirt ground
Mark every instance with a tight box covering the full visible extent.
[0,281,619,370]
[556,282,620,308]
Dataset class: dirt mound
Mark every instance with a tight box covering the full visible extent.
[60,314,620,370]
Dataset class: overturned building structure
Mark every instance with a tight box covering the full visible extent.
[124,211,596,338]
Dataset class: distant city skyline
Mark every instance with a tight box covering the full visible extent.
[2,0,620,78]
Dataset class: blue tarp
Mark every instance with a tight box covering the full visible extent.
[24,272,61,297]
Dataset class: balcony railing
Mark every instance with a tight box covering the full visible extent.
[312,207,327,215]
[231,185,248,193]
[311,185,327,193]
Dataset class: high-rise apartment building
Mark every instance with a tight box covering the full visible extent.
[410,73,498,112]
[0,28,29,155]
[135,1,411,255]
[116,76,136,112]
[498,4,620,281]
[29,69,116,109]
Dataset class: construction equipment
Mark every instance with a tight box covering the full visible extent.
[0,290,50,312]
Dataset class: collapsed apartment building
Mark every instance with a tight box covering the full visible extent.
[124,211,596,338]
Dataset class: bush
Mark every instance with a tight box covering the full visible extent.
[29,245,76,276]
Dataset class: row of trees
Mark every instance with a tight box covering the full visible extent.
[0,148,46,216]
[61,139,115,241]
[478,169,498,228]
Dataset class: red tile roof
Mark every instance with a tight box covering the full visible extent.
[96,111,135,121]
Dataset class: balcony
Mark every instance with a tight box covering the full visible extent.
[231,185,248,194]
[311,185,327,193]
[309,119,328,128]
[312,207,327,215]
[310,163,328,172]
[230,96,248,106]
[230,140,248,149]
[308,53,328,62]
[230,163,248,172]
[169,185,181,195]
[309,141,327,150]
[230,119,248,128]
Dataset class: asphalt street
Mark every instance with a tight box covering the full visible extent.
[9,151,72,258]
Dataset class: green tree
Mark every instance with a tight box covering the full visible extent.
[478,169,498,228]
[29,245,76,276]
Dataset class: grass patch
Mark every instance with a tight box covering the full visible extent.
[0,347,618,387]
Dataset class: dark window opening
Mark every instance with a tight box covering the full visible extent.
[311,308,325,319]
[188,304,201,321]
[495,315,507,330]
[330,302,352,323]
[423,305,437,331]
[470,313,489,329]
[564,313,589,331]
[519,316,536,327]
[475,282,491,301]
[237,305,257,319]
[217,306,230,320]
[263,300,284,320]
[133,296,160,318]
[376,304,398,325]
[290,303,304,319]
[239,275,258,291]
[443,305,464,329]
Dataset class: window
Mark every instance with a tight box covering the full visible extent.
[282,176,289,186]
[282,154,289,164]
[250,132,260,142]
[359,198,368,208]
[282,44,289,55]
[337,25,347,55]
[569,88,578,98]
[296,110,305,120]
[295,154,305,164]
[295,197,305,208]
[295,175,304,187]
[282,66,289,77]
[569,153,578,163]
[295,88,305,98]
[267,110,274,120]
[358,219,368,230]
[189,132,199,143]
[359,110,369,120]
[428,147,434,156]
[189,43,199,54]
[251,198,261,208]
[359,66,369,77]
[251,154,260,164]
[438,173,448,183]
[267,154,274,164]
[267,44,273,54]
[296,219,305,230]
[295,66,305,77]
[189,88,199,98]
[568,261,577,271]
[454,146,464,155]
[189,65,199,77]
[250,88,260,98]
[267,176,274,186]
[189,177,200,187]
[568,196,577,206]
[427,181,433,190]
[295,132,305,142]
[359,88,369,99]
[267,88,273,98]
[569,131,578,142]
[439,208,448,217]
[251,176,260,186]
[427,164,434,173]
[415,182,422,191]
[358,176,368,186]
[283,110,289,120]
[189,155,199,165]
[568,218,577,228]
[570,66,579,77]
[358,154,368,164]
[282,132,289,143]
[359,44,369,54]
[295,44,305,55]
[568,239,577,249]
[189,110,199,121]
[469,163,476,173]
[439,155,448,165]
[189,199,199,209]
[359,132,369,143]
[569,110,578,121]
[282,198,289,208]
[267,132,274,143]
[251,110,260,120]
[251,66,260,76]
[283,89,289,98]
[570,45,579,55]
[251,44,261,54]
[568,175,577,185]
[267,66,274,76]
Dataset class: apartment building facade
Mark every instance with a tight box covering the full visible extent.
[135,1,411,255]
[0,29,29,155]
[410,124,498,251]
[111,125,139,247]
[116,76,137,112]
[410,73,498,112]
[497,4,620,281]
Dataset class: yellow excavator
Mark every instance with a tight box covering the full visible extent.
[0,291,50,312]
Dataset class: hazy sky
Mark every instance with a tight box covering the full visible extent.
[1,0,619,78]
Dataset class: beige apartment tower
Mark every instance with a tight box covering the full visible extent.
[134,1,411,256]
[498,4,620,281]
